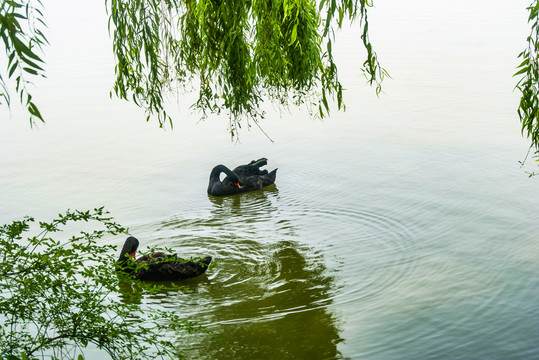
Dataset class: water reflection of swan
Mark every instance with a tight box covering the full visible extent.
[181,240,344,359]
[117,236,212,281]
[153,175,343,358]
[207,158,277,196]
[208,186,279,210]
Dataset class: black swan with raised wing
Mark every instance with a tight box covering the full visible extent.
[207,158,277,196]
[117,236,212,281]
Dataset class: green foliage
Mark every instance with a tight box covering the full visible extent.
[1,0,387,137]
[107,0,386,138]
[515,0,539,157]
[0,208,196,360]
[0,0,47,124]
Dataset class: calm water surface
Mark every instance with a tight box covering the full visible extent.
[1,0,538,359]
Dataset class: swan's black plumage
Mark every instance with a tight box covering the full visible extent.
[207,158,277,196]
[117,236,211,281]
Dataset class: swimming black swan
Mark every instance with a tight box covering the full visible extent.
[117,236,212,281]
[207,158,277,196]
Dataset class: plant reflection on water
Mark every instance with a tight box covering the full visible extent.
[191,241,344,360]
[116,188,345,359]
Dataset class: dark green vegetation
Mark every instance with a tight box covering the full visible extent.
[3,0,538,150]
[1,0,385,137]
[515,0,539,168]
[0,0,47,123]
[107,0,386,136]
[0,208,199,360]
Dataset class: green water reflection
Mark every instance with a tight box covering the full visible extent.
[118,242,344,359]
[122,188,346,359]
[182,241,344,360]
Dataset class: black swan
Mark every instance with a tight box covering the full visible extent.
[117,236,212,281]
[207,158,277,196]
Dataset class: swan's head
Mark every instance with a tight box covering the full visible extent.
[118,236,139,262]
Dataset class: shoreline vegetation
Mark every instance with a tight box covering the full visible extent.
[0,208,201,359]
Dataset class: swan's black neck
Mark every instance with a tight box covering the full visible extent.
[117,236,139,264]
[209,165,237,182]
[208,165,240,196]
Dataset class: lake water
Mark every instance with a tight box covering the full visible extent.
[1,0,538,359]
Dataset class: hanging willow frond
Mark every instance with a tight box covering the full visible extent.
[107,0,386,138]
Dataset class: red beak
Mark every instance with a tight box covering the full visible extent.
[130,251,136,260]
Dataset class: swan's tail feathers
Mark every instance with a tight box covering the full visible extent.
[270,168,277,181]
[200,256,212,268]
[264,168,277,186]
[195,256,212,276]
